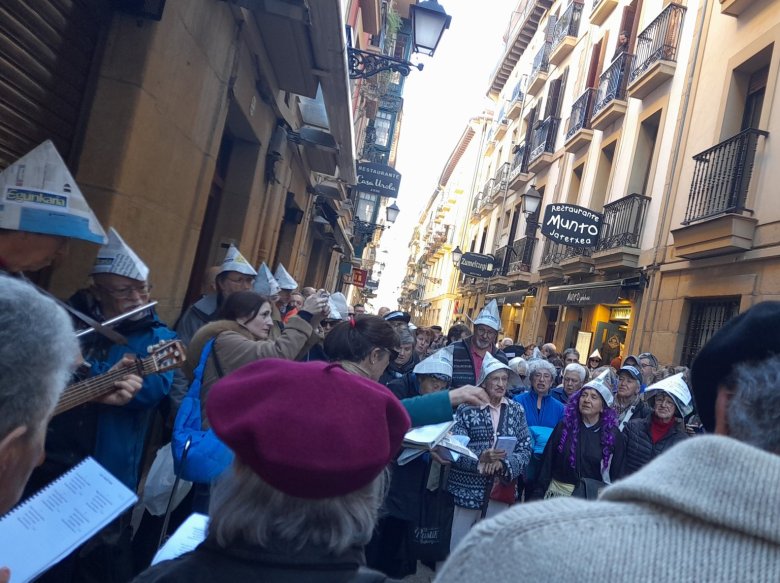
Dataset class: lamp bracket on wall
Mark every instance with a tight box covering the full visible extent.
[347,48,424,80]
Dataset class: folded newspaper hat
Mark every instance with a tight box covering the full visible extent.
[253,262,280,296]
[583,370,614,407]
[644,373,693,417]
[219,244,257,277]
[90,228,149,281]
[473,299,500,331]
[0,140,106,244]
[414,349,453,380]
[274,263,298,290]
[589,349,602,361]
[477,352,519,386]
[330,292,349,320]
[207,359,410,499]
[326,296,343,320]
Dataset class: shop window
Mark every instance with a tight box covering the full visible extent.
[680,298,740,367]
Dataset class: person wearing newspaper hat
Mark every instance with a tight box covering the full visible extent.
[623,373,691,476]
[386,348,453,400]
[133,359,410,582]
[0,141,107,276]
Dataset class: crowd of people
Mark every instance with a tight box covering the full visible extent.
[2,141,780,582]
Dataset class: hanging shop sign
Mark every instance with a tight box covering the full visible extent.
[541,204,603,249]
[458,252,496,278]
[351,268,368,288]
[547,284,622,306]
[356,162,402,198]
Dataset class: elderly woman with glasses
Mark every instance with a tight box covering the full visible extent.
[447,354,532,551]
[513,359,565,500]
[623,373,692,476]
[536,371,626,499]
[552,363,588,404]
[379,326,419,386]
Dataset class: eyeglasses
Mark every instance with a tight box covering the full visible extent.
[533,373,553,380]
[96,284,152,299]
[224,275,255,285]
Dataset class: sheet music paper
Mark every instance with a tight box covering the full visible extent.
[0,457,137,582]
[152,513,209,566]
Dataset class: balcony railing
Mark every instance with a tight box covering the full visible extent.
[592,51,633,119]
[510,81,524,103]
[530,41,552,80]
[629,3,686,85]
[591,0,607,13]
[566,88,596,141]
[492,162,510,197]
[472,192,483,214]
[510,142,529,181]
[507,236,537,273]
[552,1,584,51]
[482,178,495,206]
[493,246,508,275]
[530,116,560,162]
[683,128,768,225]
[597,193,651,251]
[541,239,592,266]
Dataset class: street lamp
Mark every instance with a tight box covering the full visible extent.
[451,245,463,266]
[520,185,542,217]
[348,1,451,79]
[386,202,400,224]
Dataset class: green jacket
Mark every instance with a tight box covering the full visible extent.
[401,390,453,427]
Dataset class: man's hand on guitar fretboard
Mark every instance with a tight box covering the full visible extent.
[94,355,143,407]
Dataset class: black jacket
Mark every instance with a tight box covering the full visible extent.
[133,539,395,583]
[623,415,689,476]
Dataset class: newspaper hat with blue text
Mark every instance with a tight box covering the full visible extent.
[0,140,106,244]
[644,373,693,417]
[274,263,298,290]
[582,370,615,407]
[91,228,149,281]
[414,348,453,381]
[473,299,501,331]
[330,292,349,320]
[254,262,280,296]
[220,244,257,277]
[477,352,519,386]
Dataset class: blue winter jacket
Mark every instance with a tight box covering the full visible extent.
[513,391,565,455]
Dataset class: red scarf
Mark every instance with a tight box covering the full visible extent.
[650,415,675,443]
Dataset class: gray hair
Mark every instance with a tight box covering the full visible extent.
[208,462,389,554]
[527,359,556,379]
[397,327,414,346]
[727,355,780,454]
[508,356,528,375]
[0,277,77,438]
[562,347,580,361]
[564,363,587,382]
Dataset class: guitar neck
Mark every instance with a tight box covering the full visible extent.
[54,358,154,416]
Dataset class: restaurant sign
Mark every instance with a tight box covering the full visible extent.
[458,252,496,278]
[547,284,622,306]
[356,162,402,198]
[541,203,603,249]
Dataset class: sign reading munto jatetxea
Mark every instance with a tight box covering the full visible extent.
[356,162,401,198]
[458,252,496,278]
[541,203,603,249]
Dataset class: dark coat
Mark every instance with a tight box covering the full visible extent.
[449,338,509,388]
[535,419,626,497]
[623,415,689,476]
[379,353,419,386]
[132,539,395,583]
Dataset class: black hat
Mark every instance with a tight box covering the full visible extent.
[691,301,780,432]
[383,311,411,324]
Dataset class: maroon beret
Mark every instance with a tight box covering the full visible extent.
[206,359,411,499]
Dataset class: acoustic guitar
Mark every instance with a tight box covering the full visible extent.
[53,340,186,416]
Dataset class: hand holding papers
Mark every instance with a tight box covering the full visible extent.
[398,421,478,465]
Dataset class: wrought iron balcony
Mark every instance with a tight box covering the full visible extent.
[629,3,686,86]
[471,191,483,215]
[529,116,560,163]
[507,236,537,273]
[541,239,592,266]
[510,143,529,179]
[592,51,633,120]
[492,162,510,197]
[551,1,584,53]
[565,87,596,141]
[528,41,552,94]
[683,128,768,225]
[597,193,651,251]
[493,246,508,276]
[506,82,525,120]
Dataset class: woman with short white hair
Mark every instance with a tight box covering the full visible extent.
[507,356,529,396]
[552,363,588,404]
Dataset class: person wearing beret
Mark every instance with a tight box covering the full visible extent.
[133,359,409,582]
[186,290,329,426]
[324,316,489,427]
[623,374,692,476]
[614,365,652,430]
[436,301,780,582]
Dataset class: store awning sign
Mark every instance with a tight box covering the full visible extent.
[351,268,368,288]
[541,203,603,249]
[458,252,496,278]
[356,162,401,198]
[548,284,622,306]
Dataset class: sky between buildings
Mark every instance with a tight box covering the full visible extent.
[375,0,518,310]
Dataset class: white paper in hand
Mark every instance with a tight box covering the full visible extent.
[152,513,209,566]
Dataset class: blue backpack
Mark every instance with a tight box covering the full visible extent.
[171,337,233,483]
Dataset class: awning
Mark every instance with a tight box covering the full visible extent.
[547,279,624,306]
[486,290,528,305]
